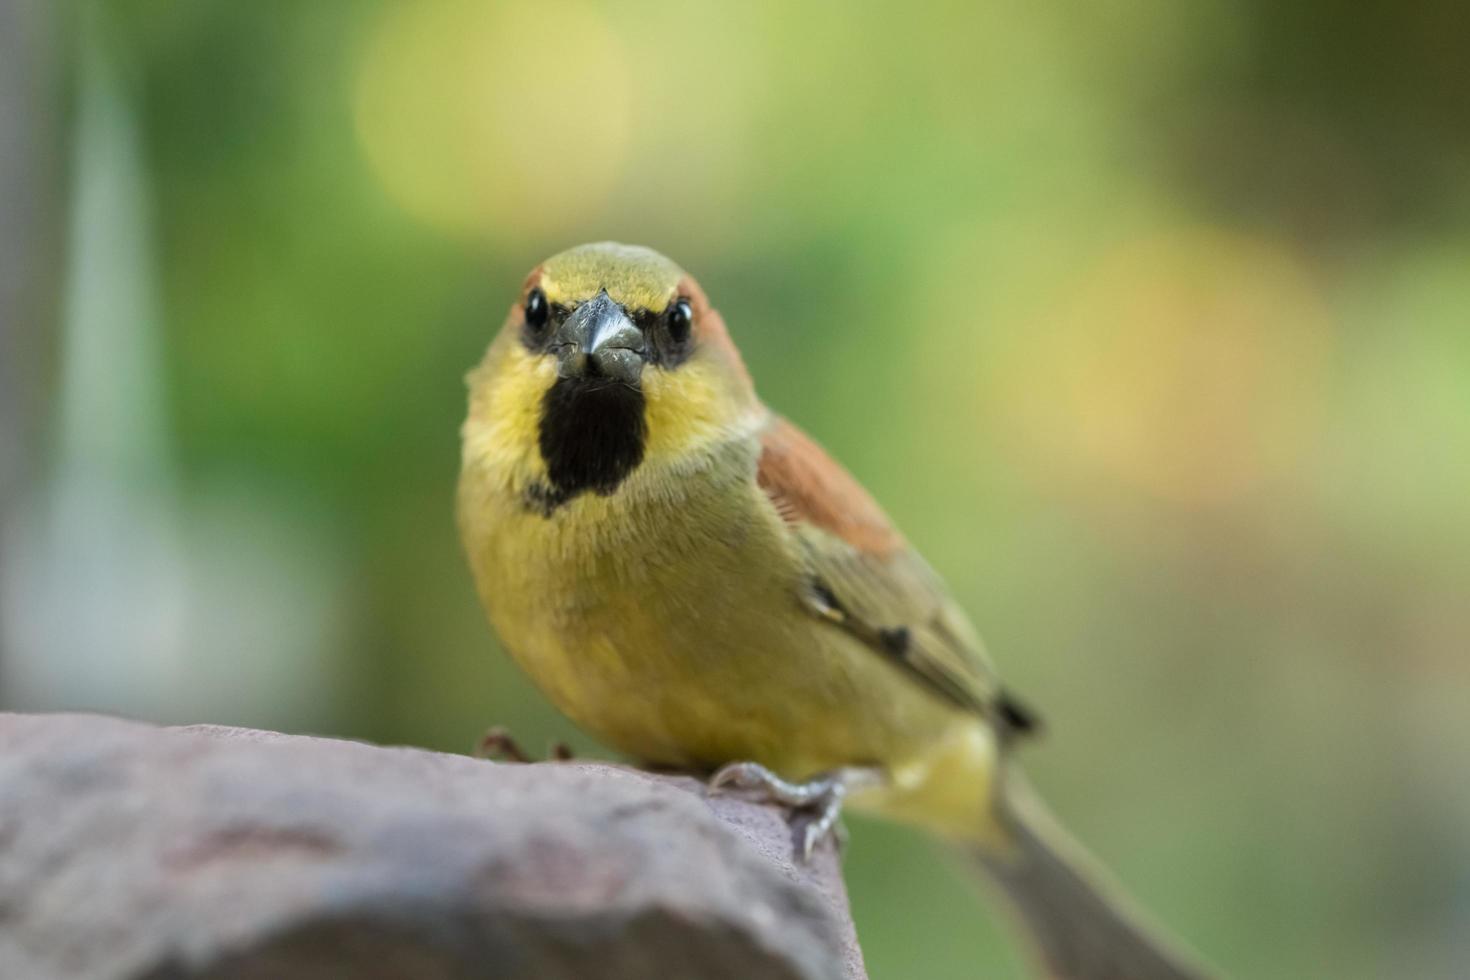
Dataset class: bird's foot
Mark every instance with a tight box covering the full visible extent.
[474,726,575,763]
[708,762,880,861]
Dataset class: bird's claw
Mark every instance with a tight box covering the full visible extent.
[709,761,870,861]
[474,726,575,763]
[475,726,531,762]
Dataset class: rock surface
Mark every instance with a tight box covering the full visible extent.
[0,713,866,980]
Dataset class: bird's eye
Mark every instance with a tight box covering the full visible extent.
[524,287,549,333]
[667,298,693,344]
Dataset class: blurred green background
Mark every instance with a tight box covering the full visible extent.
[3,1,1468,977]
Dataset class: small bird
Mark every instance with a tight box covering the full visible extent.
[459,242,1209,979]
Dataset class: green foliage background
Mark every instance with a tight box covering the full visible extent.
[4,2,1468,976]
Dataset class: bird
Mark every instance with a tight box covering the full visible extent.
[458,241,1210,979]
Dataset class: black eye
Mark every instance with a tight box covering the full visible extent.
[524,288,549,333]
[667,298,693,344]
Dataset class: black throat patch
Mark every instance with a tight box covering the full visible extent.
[534,376,648,512]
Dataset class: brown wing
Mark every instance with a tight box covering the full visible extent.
[758,417,1029,728]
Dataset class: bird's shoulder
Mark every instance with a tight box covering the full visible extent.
[754,414,904,557]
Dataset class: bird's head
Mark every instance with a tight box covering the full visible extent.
[464,242,761,508]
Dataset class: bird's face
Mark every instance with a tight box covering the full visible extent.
[464,242,761,509]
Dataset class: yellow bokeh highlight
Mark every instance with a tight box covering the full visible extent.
[1001,229,1334,506]
[353,0,631,238]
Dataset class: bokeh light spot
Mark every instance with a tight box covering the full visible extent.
[353,0,631,238]
[1003,229,1334,506]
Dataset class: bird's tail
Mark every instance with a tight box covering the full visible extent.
[973,773,1213,980]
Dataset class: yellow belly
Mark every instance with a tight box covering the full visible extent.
[458,448,997,839]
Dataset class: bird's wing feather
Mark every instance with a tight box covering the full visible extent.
[756,416,1015,723]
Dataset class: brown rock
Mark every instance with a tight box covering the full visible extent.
[0,713,866,980]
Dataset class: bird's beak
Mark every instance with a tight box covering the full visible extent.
[553,289,645,386]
